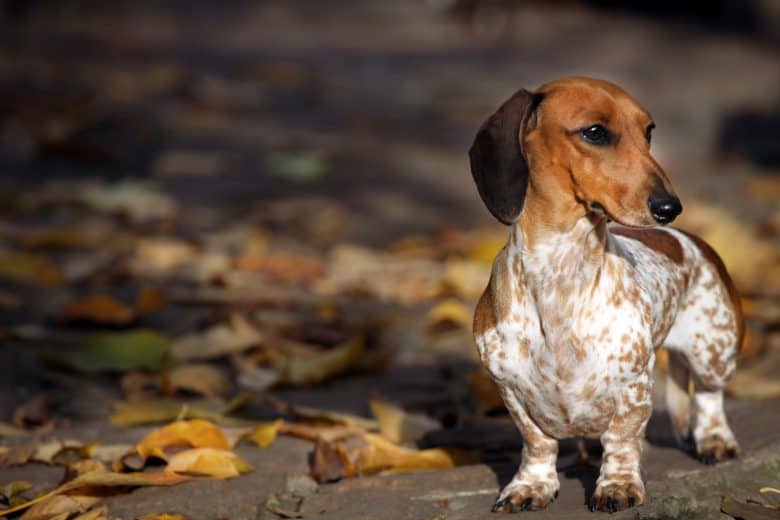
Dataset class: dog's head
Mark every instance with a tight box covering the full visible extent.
[469,76,680,227]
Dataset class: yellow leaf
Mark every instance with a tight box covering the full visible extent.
[369,399,439,444]
[358,433,472,475]
[278,335,364,386]
[424,299,473,335]
[136,419,230,462]
[165,448,252,479]
[0,471,190,517]
[241,420,282,448]
[442,260,489,299]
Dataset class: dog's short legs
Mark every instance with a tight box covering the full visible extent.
[493,388,560,513]
[590,375,652,513]
[691,379,738,464]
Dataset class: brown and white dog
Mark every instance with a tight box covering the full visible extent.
[470,77,741,513]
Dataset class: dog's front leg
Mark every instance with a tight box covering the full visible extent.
[590,373,652,513]
[493,387,560,513]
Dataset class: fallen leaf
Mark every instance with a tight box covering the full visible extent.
[134,287,167,316]
[727,370,780,399]
[241,420,283,448]
[262,395,378,431]
[0,422,29,438]
[128,239,197,278]
[81,181,178,224]
[310,437,356,483]
[424,299,473,336]
[319,245,443,304]
[0,251,63,286]
[276,335,364,386]
[136,419,230,462]
[234,249,325,285]
[165,448,252,479]
[110,398,230,426]
[18,494,100,520]
[170,314,262,362]
[72,505,108,520]
[0,471,191,517]
[153,150,229,178]
[169,364,231,398]
[265,150,328,184]
[357,433,473,475]
[1,481,31,503]
[62,330,169,373]
[58,294,136,326]
[370,399,439,445]
[442,260,489,299]
[0,442,38,467]
[12,394,51,428]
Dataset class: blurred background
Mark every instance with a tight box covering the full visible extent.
[0,1,779,518]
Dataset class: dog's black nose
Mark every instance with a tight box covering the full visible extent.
[648,195,682,224]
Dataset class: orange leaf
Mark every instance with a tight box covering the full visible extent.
[59,294,135,326]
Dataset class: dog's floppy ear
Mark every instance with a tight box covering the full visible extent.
[469,89,542,225]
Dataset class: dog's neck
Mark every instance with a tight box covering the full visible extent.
[506,180,616,341]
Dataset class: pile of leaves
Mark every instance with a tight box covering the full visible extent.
[0,175,778,519]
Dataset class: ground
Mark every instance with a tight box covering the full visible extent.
[0,2,779,519]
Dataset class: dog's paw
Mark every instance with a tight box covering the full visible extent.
[589,480,644,513]
[696,435,739,465]
[492,480,559,513]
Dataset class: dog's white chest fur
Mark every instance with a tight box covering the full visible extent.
[475,219,697,439]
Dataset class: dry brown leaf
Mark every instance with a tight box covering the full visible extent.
[170,314,262,362]
[0,442,38,467]
[310,437,357,483]
[727,370,780,399]
[263,396,378,431]
[0,471,191,517]
[278,422,365,443]
[136,419,230,462]
[369,399,439,444]
[12,394,51,429]
[165,448,252,479]
[234,249,326,285]
[0,251,63,286]
[58,294,136,326]
[128,239,197,278]
[135,287,167,315]
[319,245,443,304]
[72,505,108,520]
[18,494,101,520]
[169,364,231,398]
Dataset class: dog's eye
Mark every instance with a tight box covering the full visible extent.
[645,123,655,144]
[580,124,612,146]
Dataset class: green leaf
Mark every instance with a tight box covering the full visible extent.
[266,150,327,183]
[65,330,170,373]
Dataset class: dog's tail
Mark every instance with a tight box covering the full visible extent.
[665,351,692,444]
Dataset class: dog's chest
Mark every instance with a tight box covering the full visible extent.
[476,241,653,438]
